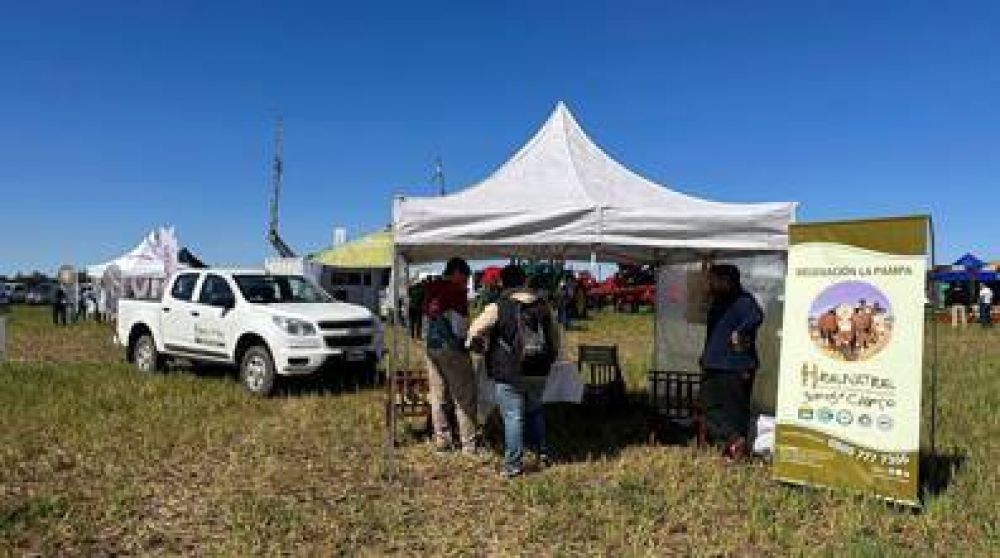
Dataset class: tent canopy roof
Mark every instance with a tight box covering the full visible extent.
[953,253,985,269]
[311,230,393,269]
[394,102,796,264]
[87,226,183,278]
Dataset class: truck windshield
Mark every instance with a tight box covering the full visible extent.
[233,275,331,304]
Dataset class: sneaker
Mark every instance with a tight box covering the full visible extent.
[722,437,748,462]
[500,468,523,480]
[434,441,454,454]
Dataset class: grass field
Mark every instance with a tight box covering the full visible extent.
[0,305,997,556]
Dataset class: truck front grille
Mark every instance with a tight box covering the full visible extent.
[325,335,373,349]
[318,320,372,330]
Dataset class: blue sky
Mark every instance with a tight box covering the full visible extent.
[1,1,998,275]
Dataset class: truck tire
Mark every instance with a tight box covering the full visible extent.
[240,345,277,396]
[133,333,164,374]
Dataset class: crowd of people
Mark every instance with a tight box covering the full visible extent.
[408,257,765,476]
[945,282,995,328]
[415,258,559,478]
[50,284,103,325]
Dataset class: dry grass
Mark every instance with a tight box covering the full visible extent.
[0,305,997,556]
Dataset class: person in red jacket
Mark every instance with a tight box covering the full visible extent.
[422,257,480,454]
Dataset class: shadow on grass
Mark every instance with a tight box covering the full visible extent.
[175,360,386,398]
[920,447,967,498]
[478,394,678,463]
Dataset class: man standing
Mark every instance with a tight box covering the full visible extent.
[407,279,425,340]
[949,285,968,329]
[51,286,68,326]
[423,257,479,454]
[468,265,558,478]
[979,283,994,328]
[699,264,763,460]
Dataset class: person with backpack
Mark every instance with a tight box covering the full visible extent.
[423,257,480,455]
[467,264,559,478]
[699,264,763,461]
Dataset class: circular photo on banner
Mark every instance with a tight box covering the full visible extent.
[807,280,893,362]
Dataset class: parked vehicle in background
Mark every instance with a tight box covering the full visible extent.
[26,283,59,305]
[0,284,10,307]
[9,283,27,303]
[116,269,383,395]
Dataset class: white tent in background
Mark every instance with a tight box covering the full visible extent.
[394,102,796,264]
[87,226,181,278]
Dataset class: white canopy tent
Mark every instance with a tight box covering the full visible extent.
[87,226,181,279]
[394,102,796,264]
[384,104,800,450]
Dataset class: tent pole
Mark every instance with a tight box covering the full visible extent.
[384,249,401,477]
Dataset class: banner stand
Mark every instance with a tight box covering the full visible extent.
[773,215,931,508]
[928,216,938,458]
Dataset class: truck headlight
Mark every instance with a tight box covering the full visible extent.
[272,316,317,336]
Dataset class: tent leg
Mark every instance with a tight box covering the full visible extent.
[383,251,403,479]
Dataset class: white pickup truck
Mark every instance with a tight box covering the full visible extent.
[116,269,382,395]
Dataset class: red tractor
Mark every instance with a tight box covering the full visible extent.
[587,265,656,312]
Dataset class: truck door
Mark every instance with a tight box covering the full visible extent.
[161,272,201,352]
[194,274,238,359]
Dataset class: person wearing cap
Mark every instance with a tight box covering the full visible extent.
[699,264,763,460]
[422,257,480,455]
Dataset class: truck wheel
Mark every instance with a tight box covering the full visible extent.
[133,334,164,374]
[240,345,277,396]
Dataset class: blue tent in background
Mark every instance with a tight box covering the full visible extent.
[930,253,1000,282]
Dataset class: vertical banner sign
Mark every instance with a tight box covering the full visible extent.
[773,216,928,506]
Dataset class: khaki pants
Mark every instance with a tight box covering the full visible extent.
[951,304,968,328]
[426,347,478,451]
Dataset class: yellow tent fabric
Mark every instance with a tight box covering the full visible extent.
[311,230,393,268]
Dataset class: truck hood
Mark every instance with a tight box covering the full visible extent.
[262,302,374,323]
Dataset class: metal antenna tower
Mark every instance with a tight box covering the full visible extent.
[267,116,296,257]
[432,156,446,196]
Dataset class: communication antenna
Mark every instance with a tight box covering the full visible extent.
[267,116,296,257]
[432,156,446,196]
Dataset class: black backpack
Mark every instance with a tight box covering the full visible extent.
[486,296,556,381]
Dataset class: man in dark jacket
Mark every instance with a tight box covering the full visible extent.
[699,264,763,459]
[52,286,68,326]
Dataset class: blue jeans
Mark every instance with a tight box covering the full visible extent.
[980,303,993,327]
[494,380,547,473]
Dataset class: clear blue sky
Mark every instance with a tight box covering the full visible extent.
[2,1,998,275]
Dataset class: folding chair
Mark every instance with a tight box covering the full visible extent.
[647,370,706,446]
[578,344,627,407]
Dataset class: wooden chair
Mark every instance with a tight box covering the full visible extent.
[647,370,707,446]
[384,369,432,444]
[578,345,626,407]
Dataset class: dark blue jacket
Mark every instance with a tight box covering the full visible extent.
[701,292,763,372]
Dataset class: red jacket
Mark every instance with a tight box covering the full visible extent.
[422,278,468,319]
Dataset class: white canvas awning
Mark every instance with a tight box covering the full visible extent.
[393,103,796,263]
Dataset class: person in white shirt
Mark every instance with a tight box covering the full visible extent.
[979,284,994,328]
